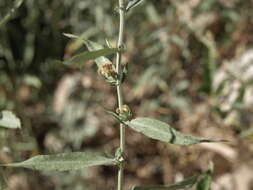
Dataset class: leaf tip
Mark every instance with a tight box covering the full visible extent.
[200,139,229,143]
[63,33,79,39]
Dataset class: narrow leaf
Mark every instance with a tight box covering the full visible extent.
[0,111,21,129]
[0,170,7,190]
[63,33,80,39]
[83,40,118,84]
[63,48,118,68]
[126,118,225,145]
[0,0,23,27]
[106,111,125,124]
[3,152,116,171]
[126,0,144,12]
[196,168,212,190]
[84,40,114,67]
[63,34,117,84]
[63,33,113,67]
[132,175,198,190]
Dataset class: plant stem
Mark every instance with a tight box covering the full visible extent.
[116,0,125,190]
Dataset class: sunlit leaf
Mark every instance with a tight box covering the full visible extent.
[126,118,225,145]
[63,48,118,68]
[63,33,80,39]
[0,111,21,129]
[23,75,42,88]
[3,152,116,171]
[132,175,198,190]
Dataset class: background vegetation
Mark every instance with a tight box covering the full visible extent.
[0,0,253,189]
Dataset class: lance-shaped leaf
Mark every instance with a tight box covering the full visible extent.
[132,175,198,190]
[106,110,125,124]
[0,111,21,129]
[0,0,24,27]
[196,167,213,190]
[3,152,116,171]
[63,47,118,68]
[63,33,114,67]
[0,170,7,190]
[126,0,144,12]
[125,118,225,145]
[84,40,114,67]
[63,34,118,84]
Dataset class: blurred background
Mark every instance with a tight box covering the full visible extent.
[0,0,253,189]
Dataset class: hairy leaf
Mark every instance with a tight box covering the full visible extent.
[132,175,198,190]
[126,118,225,145]
[3,152,116,171]
[0,111,21,129]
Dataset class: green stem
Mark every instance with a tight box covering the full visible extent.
[116,0,125,190]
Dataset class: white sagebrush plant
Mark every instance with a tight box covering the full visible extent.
[0,0,225,190]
